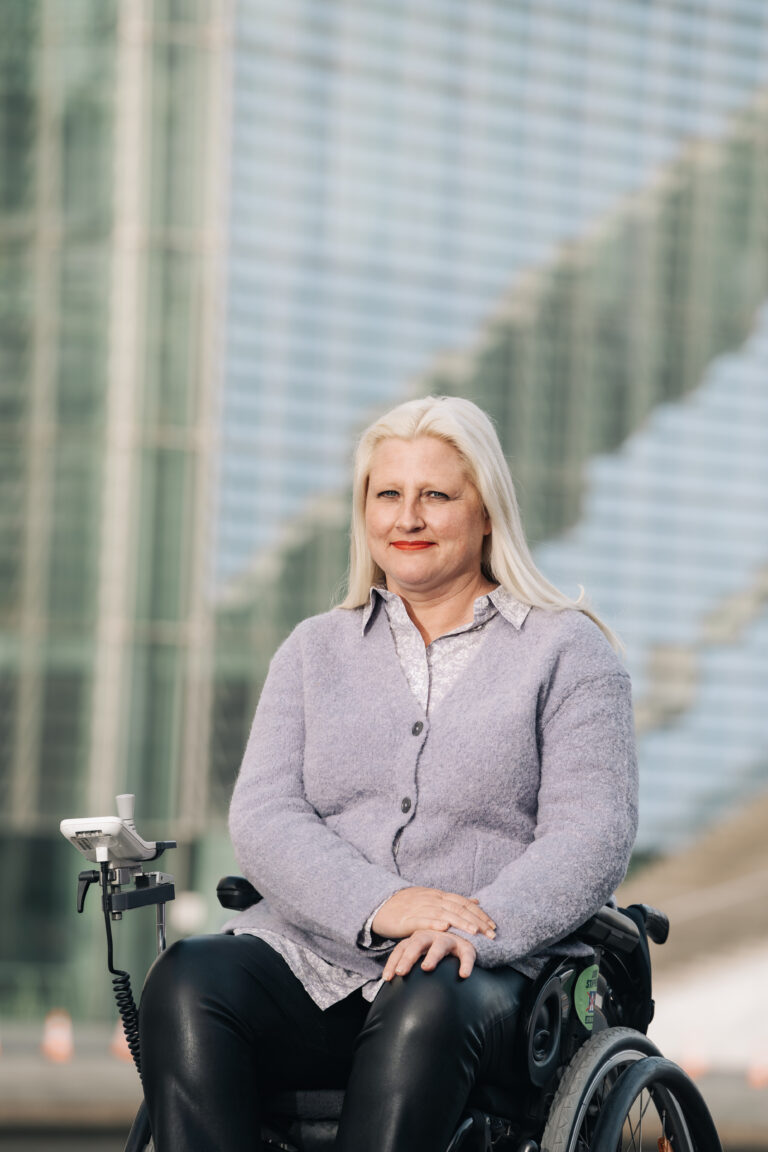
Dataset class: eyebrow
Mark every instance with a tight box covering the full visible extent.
[370,480,462,492]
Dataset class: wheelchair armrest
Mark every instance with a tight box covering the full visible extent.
[217,875,263,911]
[577,904,641,954]
[627,902,669,945]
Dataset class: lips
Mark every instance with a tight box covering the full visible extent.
[391,541,435,550]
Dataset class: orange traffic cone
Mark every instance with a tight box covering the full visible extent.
[111,1018,133,1063]
[42,1009,74,1063]
[747,1063,768,1089]
[678,1053,710,1081]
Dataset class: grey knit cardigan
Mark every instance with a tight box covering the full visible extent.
[226,600,638,978]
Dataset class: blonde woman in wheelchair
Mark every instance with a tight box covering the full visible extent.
[138,396,637,1152]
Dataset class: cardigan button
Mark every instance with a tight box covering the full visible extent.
[412,721,423,735]
[401,797,412,813]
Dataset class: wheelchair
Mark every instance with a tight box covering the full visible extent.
[123,880,721,1152]
[61,798,722,1152]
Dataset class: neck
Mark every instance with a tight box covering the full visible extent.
[388,574,497,645]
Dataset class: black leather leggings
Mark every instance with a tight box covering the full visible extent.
[138,934,529,1152]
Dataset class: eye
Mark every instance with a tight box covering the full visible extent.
[425,490,450,500]
[377,489,399,498]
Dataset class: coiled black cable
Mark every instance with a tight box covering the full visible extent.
[100,861,143,1079]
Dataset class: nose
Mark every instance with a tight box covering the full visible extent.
[395,495,425,533]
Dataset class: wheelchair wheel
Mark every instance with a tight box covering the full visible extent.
[540,1026,662,1152]
[590,1055,722,1152]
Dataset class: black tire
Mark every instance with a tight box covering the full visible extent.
[590,1056,722,1152]
[540,1027,662,1152]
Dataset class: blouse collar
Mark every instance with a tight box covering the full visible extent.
[361,584,531,634]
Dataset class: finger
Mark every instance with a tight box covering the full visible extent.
[403,906,495,938]
[444,911,495,937]
[404,911,493,938]
[440,936,477,978]
[391,936,431,978]
[439,892,495,927]
[382,941,408,982]
[419,935,476,978]
[419,937,451,971]
[420,914,487,936]
[410,891,494,929]
[383,932,434,980]
[408,889,495,934]
[457,942,476,978]
[423,918,452,933]
[440,894,496,931]
[437,903,495,937]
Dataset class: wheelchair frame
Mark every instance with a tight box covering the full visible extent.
[62,799,720,1152]
[118,876,721,1152]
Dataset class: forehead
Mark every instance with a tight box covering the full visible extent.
[368,436,467,478]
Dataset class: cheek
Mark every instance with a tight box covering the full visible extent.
[365,507,383,539]
[465,514,489,554]
[365,510,389,554]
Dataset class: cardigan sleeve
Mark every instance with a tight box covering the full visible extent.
[458,666,638,968]
[228,626,410,950]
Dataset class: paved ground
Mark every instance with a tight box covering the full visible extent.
[650,940,768,1076]
[0,1018,766,1148]
[615,792,768,1145]
[0,1022,141,1130]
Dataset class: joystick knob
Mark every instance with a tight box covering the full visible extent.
[116,793,136,827]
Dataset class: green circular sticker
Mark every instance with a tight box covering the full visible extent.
[574,964,599,1031]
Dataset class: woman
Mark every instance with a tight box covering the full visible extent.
[139,396,637,1152]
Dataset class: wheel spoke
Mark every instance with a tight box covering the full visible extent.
[658,1108,674,1152]
[541,1029,720,1152]
[623,1085,654,1150]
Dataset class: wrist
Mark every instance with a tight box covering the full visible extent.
[361,894,402,950]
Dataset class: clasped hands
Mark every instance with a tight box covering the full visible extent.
[372,886,495,983]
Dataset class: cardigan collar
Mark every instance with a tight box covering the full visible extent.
[361,584,531,635]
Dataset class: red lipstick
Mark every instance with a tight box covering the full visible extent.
[391,541,435,550]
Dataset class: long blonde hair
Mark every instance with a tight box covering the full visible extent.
[340,395,619,648]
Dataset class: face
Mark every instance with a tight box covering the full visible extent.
[364,436,491,599]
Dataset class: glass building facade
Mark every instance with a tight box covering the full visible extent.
[537,303,768,850]
[213,80,768,849]
[0,0,767,1019]
[213,0,768,848]
[0,0,231,1016]
[217,0,768,581]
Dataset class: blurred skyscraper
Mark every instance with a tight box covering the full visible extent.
[213,0,768,843]
[0,0,766,1018]
[217,0,768,582]
[0,0,232,1015]
[214,83,768,849]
